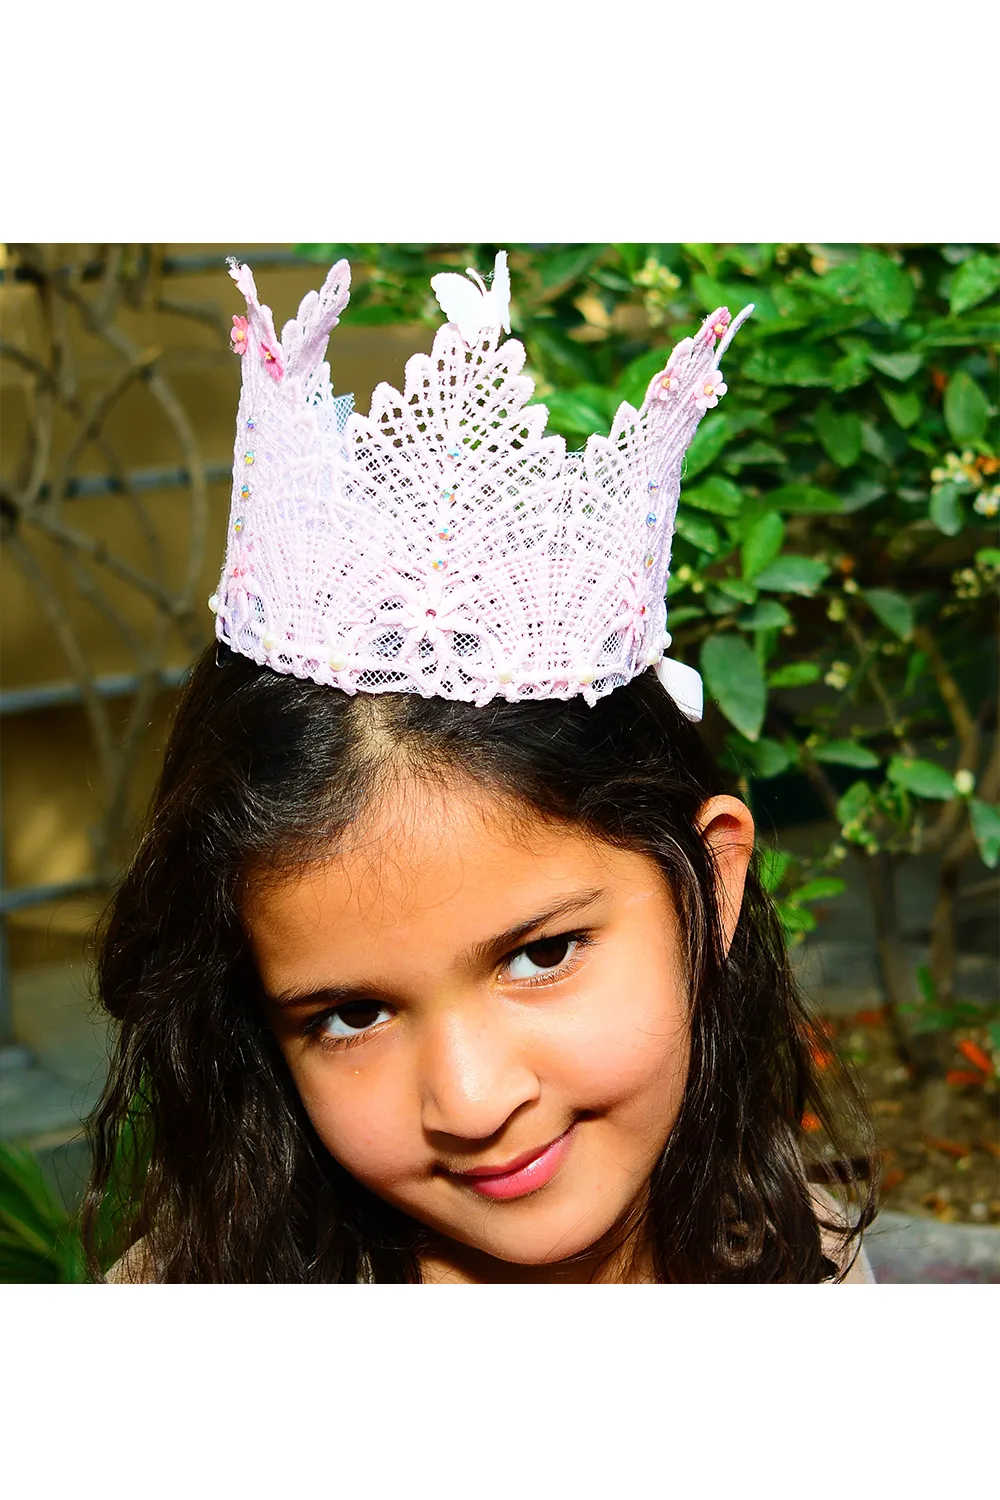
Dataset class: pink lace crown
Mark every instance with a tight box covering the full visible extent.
[212,252,752,718]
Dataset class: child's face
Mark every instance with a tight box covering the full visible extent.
[247,776,749,1280]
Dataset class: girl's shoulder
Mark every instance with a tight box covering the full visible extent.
[105,1237,156,1284]
[811,1186,875,1284]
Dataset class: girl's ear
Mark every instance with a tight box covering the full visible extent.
[693,795,756,957]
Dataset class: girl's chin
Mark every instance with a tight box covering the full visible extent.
[410,1205,628,1271]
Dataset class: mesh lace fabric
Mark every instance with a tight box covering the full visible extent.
[216,257,750,709]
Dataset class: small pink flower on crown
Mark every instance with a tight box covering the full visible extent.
[656,367,682,399]
[260,340,285,382]
[230,315,250,356]
[693,371,727,411]
[702,308,731,345]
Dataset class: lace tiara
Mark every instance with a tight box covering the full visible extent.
[211,251,752,720]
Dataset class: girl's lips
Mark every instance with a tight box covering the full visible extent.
[451,1126,576,1201]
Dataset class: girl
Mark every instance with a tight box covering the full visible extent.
[84,251,877,1283]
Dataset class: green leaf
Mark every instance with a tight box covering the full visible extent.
[949,253,1000,315]
[767,661,821,688]
[836,780,873,825]
[701,633,767,741]
[792,878,847,903]
[930,482,965,536]
[903,649,929,696]
[887,756,957,801]
[732,734,792,779]
[867,351,923,382]
[674,512,720,554]
[758,847,792,893]
[813,740,880,769]
[704,588,738,616]
[830,350,872,392]
[664,605,704,627]
[739,601,792,631]
[681,475,743,516]
[724,441,787,469]
[858,250,915,324]
[841,478,888,513]
[753,556,831,595]
[741,512,785,580]
[682,243,720,275]
[976,548,1000,568]
[880,386,921,429]
[727,732,789,780]
[864,587,914,641]
[944,369,990,444]
[750,737,792,778]
[540,244,604,290]
[537,385,617,440]
[969,799,1000,869]
[765,483,843,514]
[860,419,894,466]
[776,901,818,935]
[716,578,759,604]
[0,1143,83,1283]
[684,415,730,478]
[814,404,863,467]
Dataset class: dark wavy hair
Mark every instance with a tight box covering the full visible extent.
[82,644,877,1282]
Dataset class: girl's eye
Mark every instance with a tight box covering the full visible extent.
[504,935,579,983]
[317,1000,393,1040]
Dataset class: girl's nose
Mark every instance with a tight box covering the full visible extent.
[419,1009,541,1142]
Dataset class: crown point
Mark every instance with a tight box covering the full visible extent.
[577,666,595,686]
[207,593,219,614]
[662,631,673,649]
[645,646,661,667]
[329,656,347,672]
[497,668,513,685]
[262,632,275,651]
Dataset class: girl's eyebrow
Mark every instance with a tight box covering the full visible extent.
[465,887,608,969]
[268,982,394,1012]
[267,888,609,1010]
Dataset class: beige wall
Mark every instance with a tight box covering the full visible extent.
[1,245,432,970]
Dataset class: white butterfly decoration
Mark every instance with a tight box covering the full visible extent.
[431,251,511,346]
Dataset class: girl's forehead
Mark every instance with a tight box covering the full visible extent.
[248,775,612,927]
[243,775,662,978]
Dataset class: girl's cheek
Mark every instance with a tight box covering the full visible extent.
[294,1065,418,1186]
[537,966,689,1105]
[551,1015,689,1114]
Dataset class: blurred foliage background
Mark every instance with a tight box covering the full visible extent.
[1,242,997,1277]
